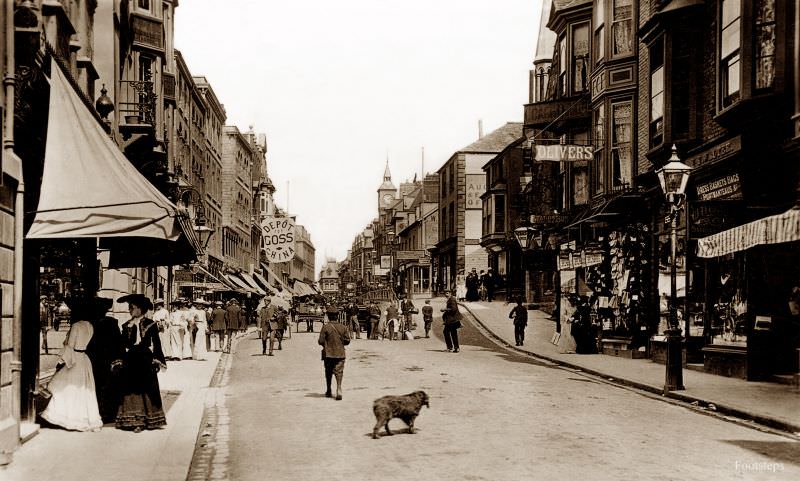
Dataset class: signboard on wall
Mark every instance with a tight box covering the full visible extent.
[261,217,296,263]
[535,144,593,162]
[466,175,486,209]
[696,173,742,201]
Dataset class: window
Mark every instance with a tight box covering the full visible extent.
[593,106,605,194]
[494,195,505,233]
[649,37,665,148]
[754,0,776,90]
[572,23,590,93]
[611,101,633,188]
[572,132,589,206]
[720,0,741,107]
[611,0,633,57]
[594,0,605,65]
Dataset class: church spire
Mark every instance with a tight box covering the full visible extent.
[383,159,392,181]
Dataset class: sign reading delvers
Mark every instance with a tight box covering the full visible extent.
[261,217,296,263]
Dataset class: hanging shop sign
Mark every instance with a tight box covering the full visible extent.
[557,247,603,270]
[530,214,571,225]
[261,217,296,263]
[696,173,742,201]
[582,249,604,267]
[535,144,593,162]
[396,250,426,260]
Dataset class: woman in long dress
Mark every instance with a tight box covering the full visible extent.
[192,299,208,361]
[40,299,103,432]
[168,300,186,360]
[115,294,167,432]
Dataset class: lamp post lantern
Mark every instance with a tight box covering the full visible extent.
[656,145,692,392]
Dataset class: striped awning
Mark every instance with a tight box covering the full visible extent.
[239,272,267,296]
[696,206,800,258]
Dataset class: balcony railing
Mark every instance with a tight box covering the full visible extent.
[118,79,157,127]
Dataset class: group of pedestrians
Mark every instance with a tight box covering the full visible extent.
[40,294,168,433]
[257,297,289,356]
[455,268,496,302]
[362,297,425,340]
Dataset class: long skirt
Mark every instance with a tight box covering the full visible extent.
[159,328,173,359]
[182,328,194,359]
[115,348,166,431]
[168,326,185,359]
[193,324,208,360]
[41,352,103,432]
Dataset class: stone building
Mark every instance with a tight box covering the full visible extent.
[221,126,256,272]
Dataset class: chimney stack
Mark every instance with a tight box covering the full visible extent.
[478,119,484,139]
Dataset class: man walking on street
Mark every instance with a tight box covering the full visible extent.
[224,298,243,353]
[421,299,433,338]
[258,298,275,355]
[481,269,495,302]
[210,301,226,351]
[509,298,528,346]
[441,290,462,352]
[346,300,361,339]
[368,300,381,340]
[318,306,350,400]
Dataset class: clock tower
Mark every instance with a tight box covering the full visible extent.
[377,161,396,211]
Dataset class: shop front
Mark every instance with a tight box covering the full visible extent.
[695,206,800,380]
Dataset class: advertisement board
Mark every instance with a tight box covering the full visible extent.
[261,217,296,263]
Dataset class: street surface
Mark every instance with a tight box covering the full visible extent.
[202,298,800,481]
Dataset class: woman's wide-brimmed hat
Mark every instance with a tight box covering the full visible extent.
[117,293,153,312]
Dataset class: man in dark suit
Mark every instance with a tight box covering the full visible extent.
[224,298,243,353]
[85,296,124,424]
[210,301,226,352]
[440,290,462,352]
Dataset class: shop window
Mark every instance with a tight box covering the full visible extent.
[649,38,665,149]
[611,0,633,57]
[494,195,505,233]
[572,131,589,205]
[720,0,741,108]
[594,0,605,66]
[592,106,605,195]
[572,23,590,94]
[708,253,748,346]
[611,101,633,188]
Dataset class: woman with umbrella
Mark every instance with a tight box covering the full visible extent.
[114,294,167,432]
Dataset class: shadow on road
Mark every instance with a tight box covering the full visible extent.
[723,440,800,467]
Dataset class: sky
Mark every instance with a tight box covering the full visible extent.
[175,0,543,274]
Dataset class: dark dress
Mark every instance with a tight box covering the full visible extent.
[86,315,124,424]
[116,316,167,431]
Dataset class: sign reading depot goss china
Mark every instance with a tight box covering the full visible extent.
[261,217,296,263]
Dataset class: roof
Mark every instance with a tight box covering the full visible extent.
[552,0,592,12]
[458,122,524,154]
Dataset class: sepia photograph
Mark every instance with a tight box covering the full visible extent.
[0,0,799,480]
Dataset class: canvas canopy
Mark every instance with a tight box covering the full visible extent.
[25,60,201,267]
[696,206,800,258]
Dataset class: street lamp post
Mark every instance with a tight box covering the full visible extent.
[656,145,692,393]
[514,225,542,302]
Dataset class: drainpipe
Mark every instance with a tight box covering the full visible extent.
[3,0,23,463]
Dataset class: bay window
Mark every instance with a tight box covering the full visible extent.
[611,0,633,57]
[594,0,605,65]
[558,35,567,97]
[593,106,605,195]
[720,0,741,108]
[754,0,776,91]
[649,37,664,148]
[572,23,590,93]
[611,101,633,188]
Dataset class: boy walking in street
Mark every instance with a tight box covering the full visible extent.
[509,298,528,346]
[421,300,433,338]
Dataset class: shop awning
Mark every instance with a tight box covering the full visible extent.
[696,206,800,258]
[252,271,273,292]
[239,272,267,296]
[224,274,256,294]
[25,59,201,267]
[292,280,317,297]
[260,262,294,295]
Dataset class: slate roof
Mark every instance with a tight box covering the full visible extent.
[458,122,524,154]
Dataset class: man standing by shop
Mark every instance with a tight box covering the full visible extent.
[346,300,361,339]
[481,269,496,302]
[39,295,51,353]
[224,298,243,353]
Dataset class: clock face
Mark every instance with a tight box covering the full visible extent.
[383,193,394,205]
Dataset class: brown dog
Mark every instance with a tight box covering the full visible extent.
[372,391,429,439]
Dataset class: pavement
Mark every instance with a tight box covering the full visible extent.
[458,299,800,435]
[0,330,250,481]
